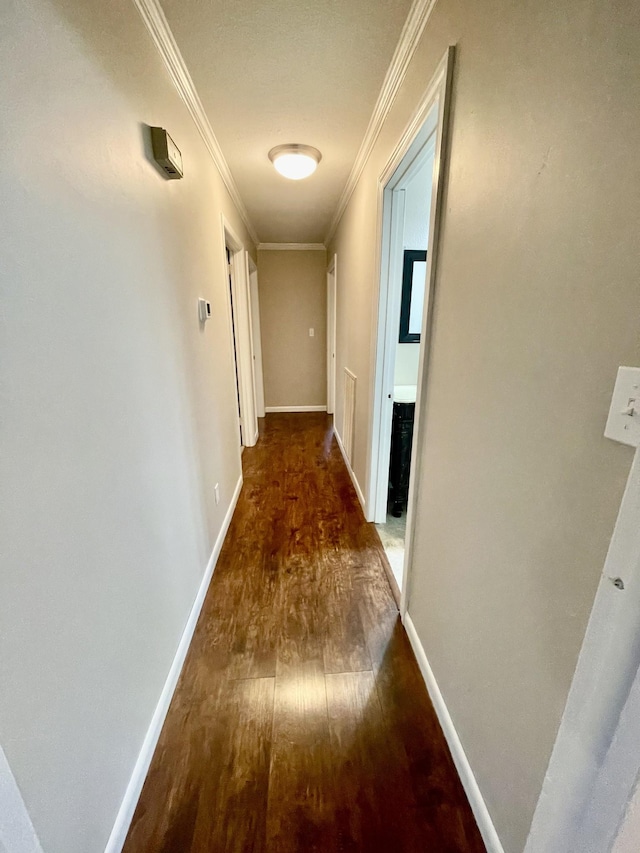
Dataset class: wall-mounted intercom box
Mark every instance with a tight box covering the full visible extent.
[150,127,183,179]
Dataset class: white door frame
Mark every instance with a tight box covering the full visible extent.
[525,445,640,853]
[366,47,454,614]
[248,256,265,419]
[327,254,337,415]
[221,215,258,447]
[370,135,435,525]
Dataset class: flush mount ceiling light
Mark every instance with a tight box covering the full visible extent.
[268,144,322,180]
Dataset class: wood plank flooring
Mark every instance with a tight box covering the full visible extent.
[123,413,485,853]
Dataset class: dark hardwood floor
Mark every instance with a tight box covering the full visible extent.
[123,413,485,853]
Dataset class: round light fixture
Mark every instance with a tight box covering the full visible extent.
[268,144,322,180]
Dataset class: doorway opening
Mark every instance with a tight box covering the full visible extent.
[374,126,436,592]
[222,216,259,448]
[327,254,337,415]
[367,49,453,605]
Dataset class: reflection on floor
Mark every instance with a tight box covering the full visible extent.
[376,511,407,590]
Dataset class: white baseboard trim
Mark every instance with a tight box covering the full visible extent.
[265,405,327,413]
[333,425,367,513]
[104,474,243,853]
[0,746,44,853]
[403,613,505,853]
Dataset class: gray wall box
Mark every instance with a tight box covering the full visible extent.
[150,127,183,179]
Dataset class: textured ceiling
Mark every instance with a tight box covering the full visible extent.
[160,0,414,243]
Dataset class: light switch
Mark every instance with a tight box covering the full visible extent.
[309,328,315,337]
[604,367,640,447]
[198,298,211,323]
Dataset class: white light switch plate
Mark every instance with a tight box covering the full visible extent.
[605,367,640,447]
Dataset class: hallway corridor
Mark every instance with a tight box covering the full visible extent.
[123,414,484,852]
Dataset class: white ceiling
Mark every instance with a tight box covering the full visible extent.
[160,0,414,244]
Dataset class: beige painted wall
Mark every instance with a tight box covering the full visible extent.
[258,249,327,408]
[0,0,255,850]
[394,343,420,385]
[328,1,640,850]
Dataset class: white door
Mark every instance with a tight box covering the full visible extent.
[327,256,337,415]
[249,262,265,419]
[226,246,244,445]
[223,215,258,448]
[235,250,258,445]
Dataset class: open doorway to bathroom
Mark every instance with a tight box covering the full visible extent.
[367,48,453,606]
[374,134,435,590]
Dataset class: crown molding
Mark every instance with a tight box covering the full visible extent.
[132,0,259,246]
[324,0,439,244]
[257,243,326,251]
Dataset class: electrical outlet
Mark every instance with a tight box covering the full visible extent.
[214,483,220,504]
[309,328,315,337]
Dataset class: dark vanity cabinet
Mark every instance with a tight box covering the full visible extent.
[388,401,415,517]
